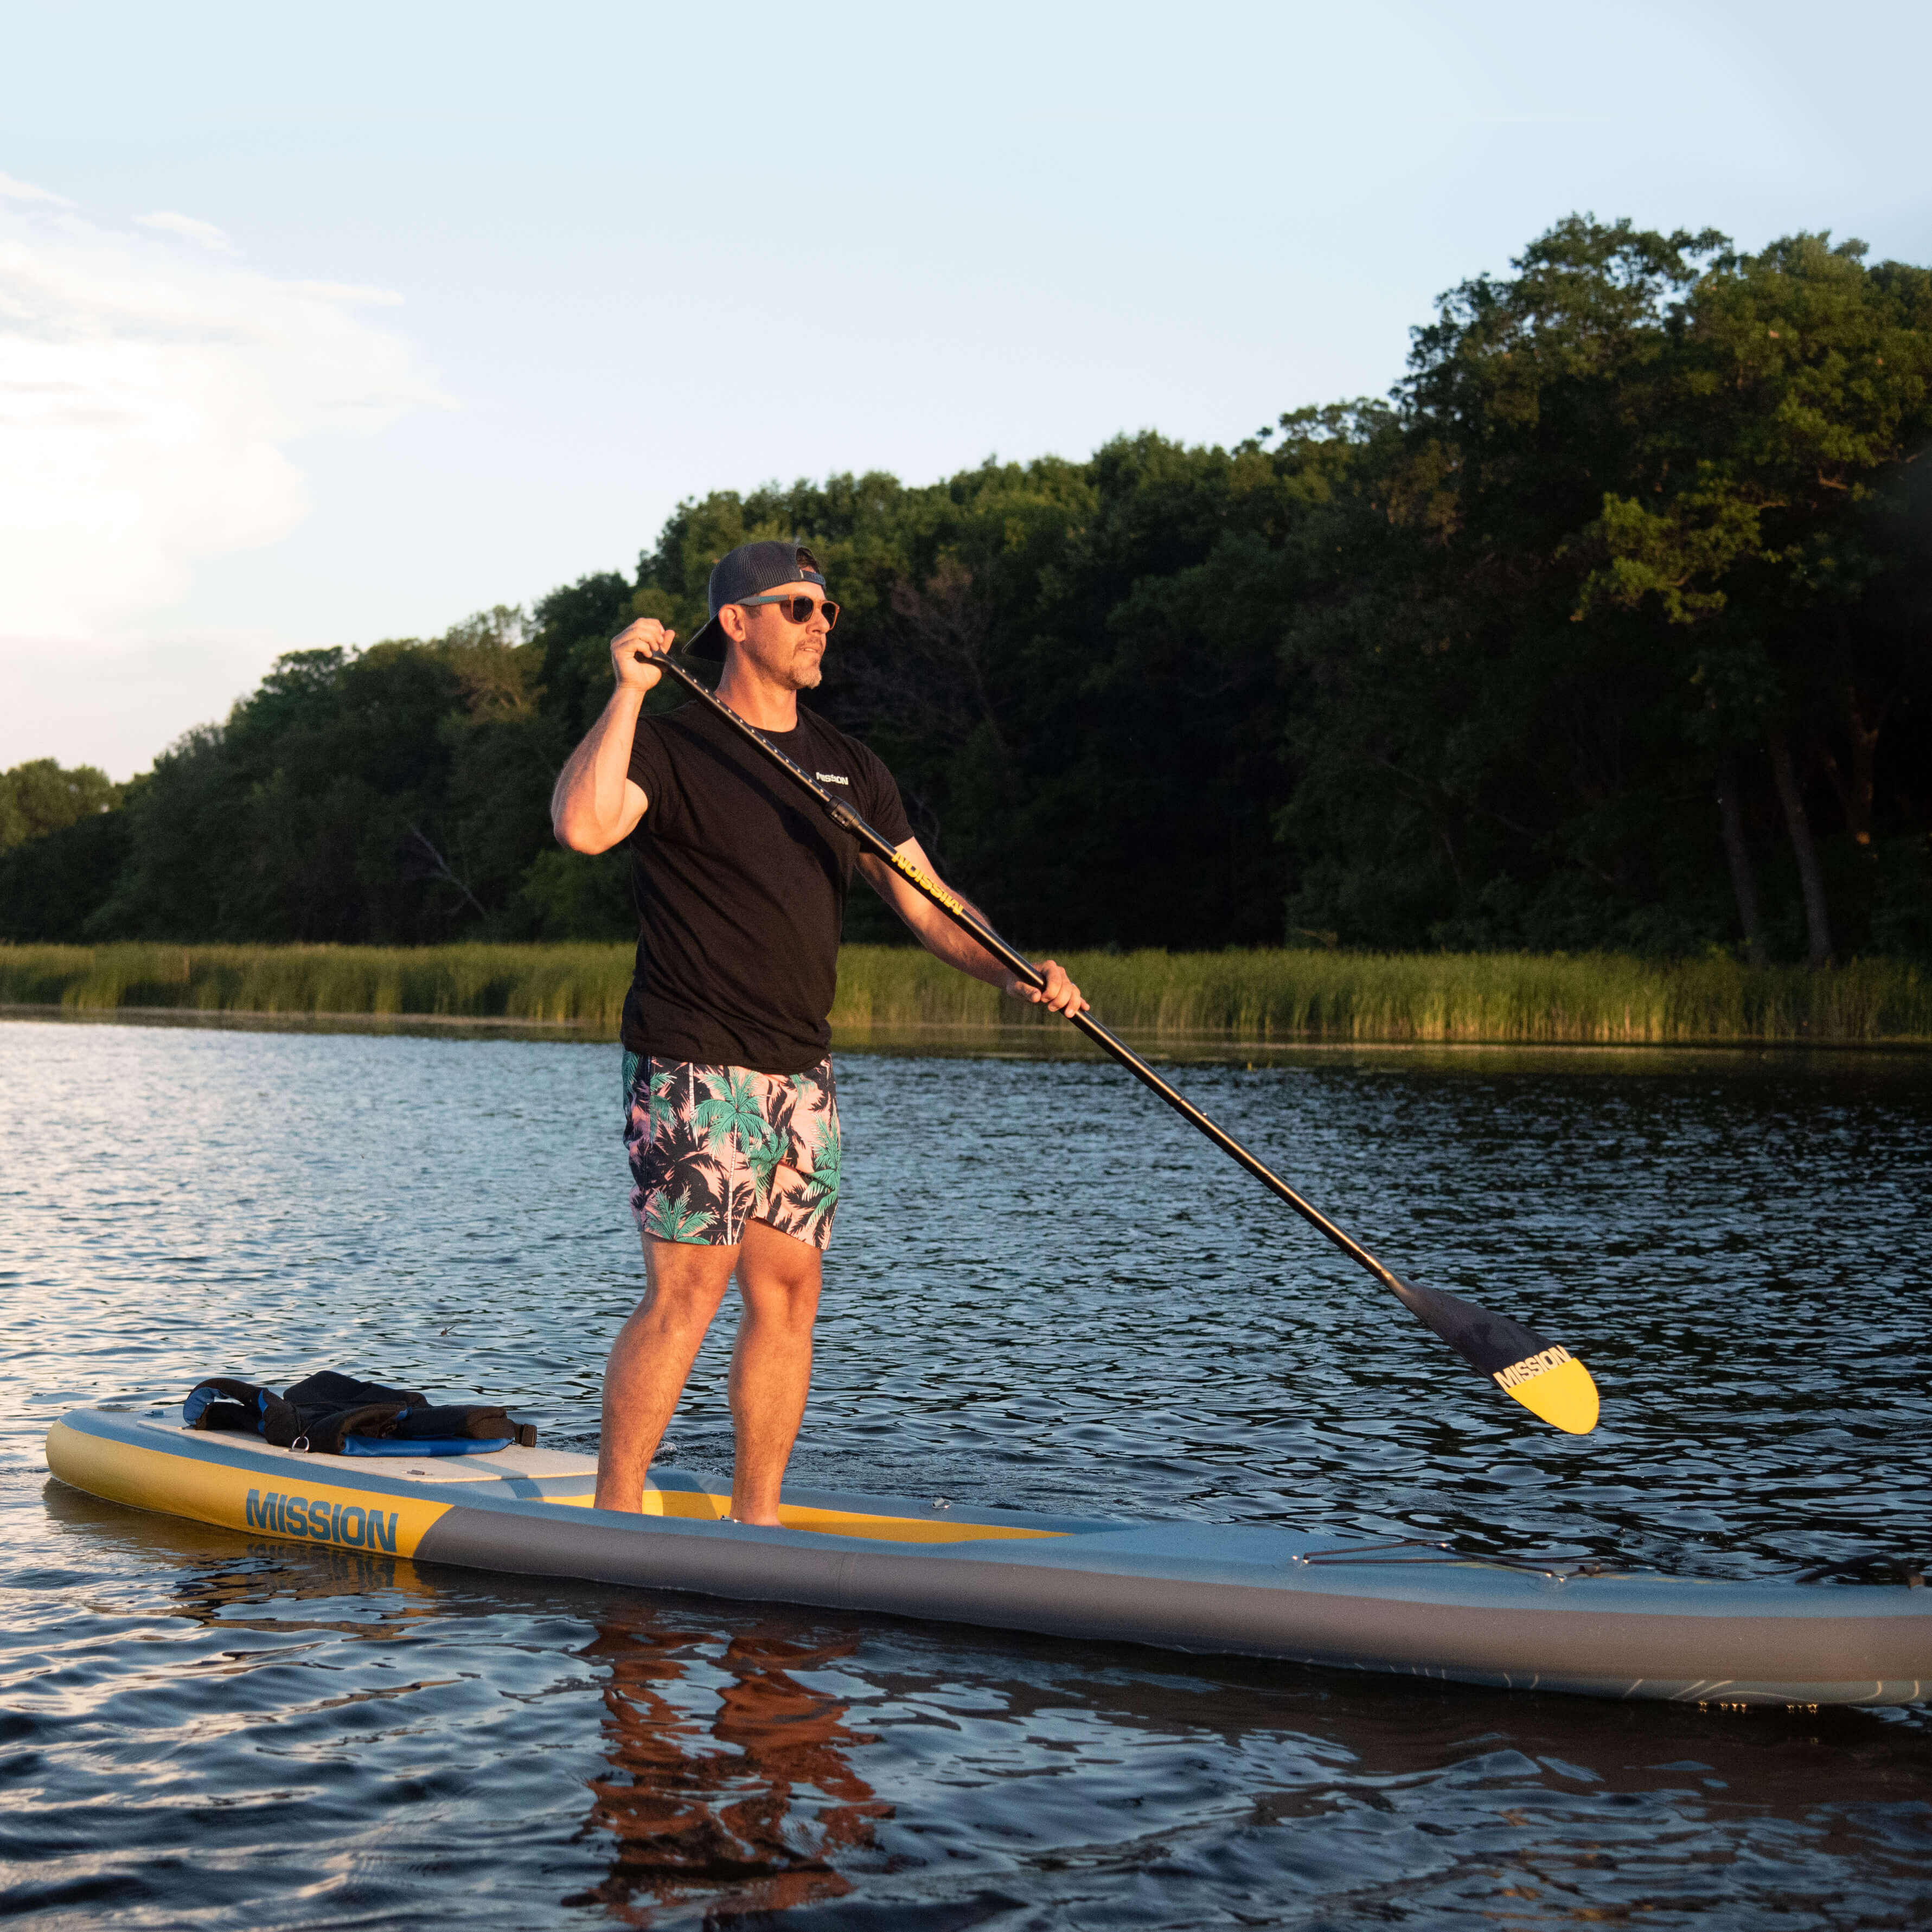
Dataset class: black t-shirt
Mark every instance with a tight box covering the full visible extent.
[619,699,913,1073]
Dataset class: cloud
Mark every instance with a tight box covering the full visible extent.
[0,179,451,644]
[285,280,405,306]
[135,210,232,251]
[0,172,68,206]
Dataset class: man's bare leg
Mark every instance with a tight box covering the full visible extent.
[726,1217,823,1526]
[594,1236,736,1512]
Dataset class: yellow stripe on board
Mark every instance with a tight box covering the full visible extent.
[47,1421,452,1558]
[551,1484,1064,1543]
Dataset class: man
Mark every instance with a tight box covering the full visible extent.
[551,540,1085,1524]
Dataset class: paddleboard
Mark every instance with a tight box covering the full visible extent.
[46,1408,1929,1707]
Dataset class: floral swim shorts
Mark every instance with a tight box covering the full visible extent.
[620,1051,841,1251]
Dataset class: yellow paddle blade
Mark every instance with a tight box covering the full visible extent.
[1492,1347,1600,1435]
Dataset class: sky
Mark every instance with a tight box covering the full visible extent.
[4,0,1929,778]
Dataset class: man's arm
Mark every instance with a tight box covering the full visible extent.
[857,839,1087,1015]
[551,618,668,854]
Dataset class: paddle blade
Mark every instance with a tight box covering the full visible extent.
[1494,1349,1600,1435]
[1387,1275,1600,1435]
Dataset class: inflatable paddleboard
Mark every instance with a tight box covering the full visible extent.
[47,1408,1929,1707]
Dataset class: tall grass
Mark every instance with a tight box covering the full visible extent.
[0,943,636,1027]
[2,943,1927,1044]
[830,947,1932,1044]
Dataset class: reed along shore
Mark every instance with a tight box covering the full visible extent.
[2,943,1927,1045]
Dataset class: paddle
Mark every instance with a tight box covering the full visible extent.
[633,648,1601,1435]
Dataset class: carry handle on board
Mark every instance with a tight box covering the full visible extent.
[635,647,1600,1435]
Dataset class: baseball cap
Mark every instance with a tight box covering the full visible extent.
[686,540,827,660]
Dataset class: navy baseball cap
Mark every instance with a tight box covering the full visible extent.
[686,540,827,659]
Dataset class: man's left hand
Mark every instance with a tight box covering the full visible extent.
[1006,959,1087,1016]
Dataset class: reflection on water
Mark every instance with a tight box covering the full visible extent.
[572,1618,885,1923]
[2,1016,1929,1927]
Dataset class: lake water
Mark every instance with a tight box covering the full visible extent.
[2,1015,1928,1928]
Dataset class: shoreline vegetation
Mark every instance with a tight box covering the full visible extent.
[2,944,1927,1046]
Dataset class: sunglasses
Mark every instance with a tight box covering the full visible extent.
[737,593,840,629]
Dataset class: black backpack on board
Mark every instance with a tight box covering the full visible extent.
[183,1371,536,1456]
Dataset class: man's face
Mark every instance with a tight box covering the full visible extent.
[726,583,831,690]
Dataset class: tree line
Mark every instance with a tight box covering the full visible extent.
[5,216,1929,962]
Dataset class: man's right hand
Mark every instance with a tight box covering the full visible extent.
[610,618,675,694]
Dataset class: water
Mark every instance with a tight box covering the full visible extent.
[2,1015,1928,1928]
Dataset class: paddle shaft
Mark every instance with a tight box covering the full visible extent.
[639,651,1398,1291]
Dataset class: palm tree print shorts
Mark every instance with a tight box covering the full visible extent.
[621,1051,841,1250]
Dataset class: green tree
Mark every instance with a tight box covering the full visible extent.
[0,759,122,851]
[1277,217,1932,963]
[1575,234,1932,963]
